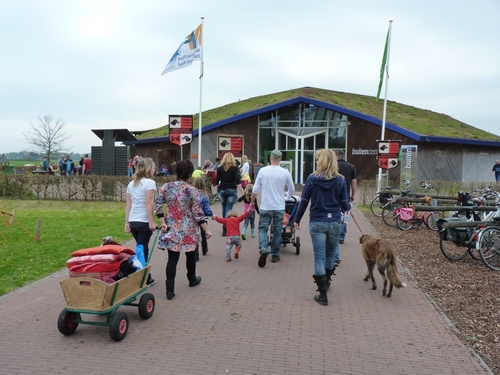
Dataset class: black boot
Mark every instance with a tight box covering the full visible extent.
[194,246,200,262]
[187,273,201,287]
[325,267,336,289]
[166,280,175,300]
[222,225,227,237]
[312,274,328,306]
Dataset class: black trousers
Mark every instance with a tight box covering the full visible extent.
[166,250,196,281]
[129,222,153,263]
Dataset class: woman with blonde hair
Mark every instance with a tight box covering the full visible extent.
[240,155,251,188]
[125,157,157,285]
[202,159,214,172]
[216,152,244,236]
[293,149,350,306]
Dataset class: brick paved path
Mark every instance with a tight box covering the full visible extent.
[0,200,492,375]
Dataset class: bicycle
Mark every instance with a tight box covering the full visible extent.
[477,215,500,270]
[370,186,395,217]
[438,205,498,261]
[395,181,444,231]
[378,182,414,226]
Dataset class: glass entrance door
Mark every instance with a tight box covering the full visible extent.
[276,128,328,184]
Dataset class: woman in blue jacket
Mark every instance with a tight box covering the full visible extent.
[294,149,351,306]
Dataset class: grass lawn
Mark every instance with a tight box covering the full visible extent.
[0,200,134,296]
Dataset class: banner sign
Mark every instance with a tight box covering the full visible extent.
[400,145,418,190]
[217,135,243,165]
[169,115,193,146]
[377,140,400,170]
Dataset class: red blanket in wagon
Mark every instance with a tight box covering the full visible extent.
[67,245,135,283]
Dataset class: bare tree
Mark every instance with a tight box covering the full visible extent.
[23,114,71,163]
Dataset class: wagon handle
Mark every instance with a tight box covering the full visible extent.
[146,228,161,265]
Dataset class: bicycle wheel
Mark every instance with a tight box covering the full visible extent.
[370,194,384,217]
[425,211,444,231]
[439,230,469,260]
[396,215,414,230]
[467,238,482,260]
[382,201,403,227]
[479,227,500,271]
[381,202,397,226]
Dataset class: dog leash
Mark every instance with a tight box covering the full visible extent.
[349,210,365,236]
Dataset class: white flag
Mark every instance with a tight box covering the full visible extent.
[161,24,202,75]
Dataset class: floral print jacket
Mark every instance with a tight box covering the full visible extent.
[154,181,205,252]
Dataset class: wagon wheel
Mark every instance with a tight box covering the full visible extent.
[109,311,129,341]
[138,293,155,319]
[57,308,79,335]
[295,236,300,255]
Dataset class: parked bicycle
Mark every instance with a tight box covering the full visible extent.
[395,181,443,231]
[370,186,395,217]
[438,204,499,262]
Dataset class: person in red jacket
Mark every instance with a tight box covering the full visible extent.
[213,208,251,262]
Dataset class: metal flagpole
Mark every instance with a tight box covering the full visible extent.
[376,20,393,192]
[197,17,204,168]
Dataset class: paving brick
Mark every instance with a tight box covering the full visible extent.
[0,201,492,375]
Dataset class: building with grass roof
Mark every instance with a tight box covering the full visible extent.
[123,87,500,186]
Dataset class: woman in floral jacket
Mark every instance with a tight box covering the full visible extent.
[154,159,212,300]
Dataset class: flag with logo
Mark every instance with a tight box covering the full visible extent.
[162,24,203,75]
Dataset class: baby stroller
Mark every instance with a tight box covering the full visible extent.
[269,195,301,255]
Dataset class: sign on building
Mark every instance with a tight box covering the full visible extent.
[169,115,193,146]
[377,140,401,170]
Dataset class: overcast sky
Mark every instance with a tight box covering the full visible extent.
[1,0,499,154]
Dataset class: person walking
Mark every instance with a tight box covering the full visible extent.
[192,177,214,260]
[492,160,500,182]
[154,160,212,300]
[240,155,251,188]
[212,209,250,262]
[238,183,259,239]
[125,157,157,286]
[250,149,295,267]
[293,149,351,306]
[216,152,244,236]
[335,149,357,264]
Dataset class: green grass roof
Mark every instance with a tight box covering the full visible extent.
[138,87,500,142]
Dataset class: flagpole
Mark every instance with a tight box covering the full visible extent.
[376,20,393,192]
[197,17,204,168]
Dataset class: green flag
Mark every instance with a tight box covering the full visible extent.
[376,29,389,101]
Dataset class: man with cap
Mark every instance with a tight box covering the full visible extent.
[335,149,357,263]
[250,149,295,267]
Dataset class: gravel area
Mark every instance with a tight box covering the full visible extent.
[363,211,500,374]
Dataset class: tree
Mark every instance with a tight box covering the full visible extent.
[23,114,71,164]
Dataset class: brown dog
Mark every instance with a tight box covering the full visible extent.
[359,234,406,297]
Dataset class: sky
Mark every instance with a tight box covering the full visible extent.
[1,0,499,154]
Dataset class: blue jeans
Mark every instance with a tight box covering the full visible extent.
[220,189,238,218]
[309,221,342,275]
[258,210,285,255]
[339,222,347,241]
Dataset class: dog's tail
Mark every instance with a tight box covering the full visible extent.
[386,253,407,288]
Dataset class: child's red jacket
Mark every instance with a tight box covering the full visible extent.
[214,211,249,236]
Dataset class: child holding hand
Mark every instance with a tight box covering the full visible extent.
[213,208,250,262]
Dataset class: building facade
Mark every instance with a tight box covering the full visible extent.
[125,96,500,186]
